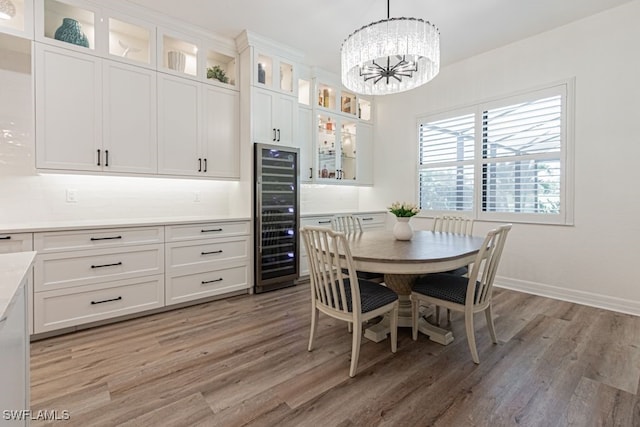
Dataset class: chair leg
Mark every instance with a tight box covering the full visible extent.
[465,312,480,364]
[411,295,419,341]
[308,306,318,352]
[349,322,363,377]
[446,309,452,325]
[348,322,353,333]
[390,303,398,353]
[435,305,441,326]
[485,305,498,344]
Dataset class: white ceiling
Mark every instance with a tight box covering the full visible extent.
[124,0,633,74]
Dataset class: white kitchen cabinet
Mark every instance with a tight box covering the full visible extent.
[103,60,157,174]
[35,44,157,173]
[357,122,374,185]
[0,253,33,427]
[254,49,296,95]
[32,225,165,333]
[158,73,240,178]
[165,221,251,305]
[298,106,314,182]
[253,87,296,147]
[0,233,33,335]
[35,43,102,171]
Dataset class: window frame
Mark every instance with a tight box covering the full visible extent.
[417,79,575,225]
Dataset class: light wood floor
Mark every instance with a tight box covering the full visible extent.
[30,283,640,427]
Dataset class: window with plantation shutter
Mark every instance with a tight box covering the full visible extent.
[417,82,573,225]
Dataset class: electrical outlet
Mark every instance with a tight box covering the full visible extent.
[194,191,201,202]
[66,189,78,203]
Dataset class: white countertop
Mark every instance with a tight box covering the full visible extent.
[0,215,252,233]
[0,251,35,325]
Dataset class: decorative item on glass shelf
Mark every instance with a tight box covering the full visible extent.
[258,63,266,84]
[206,65,229,83]
[54,18,90,48]
[167,50,186,72]
[389,201,419,240]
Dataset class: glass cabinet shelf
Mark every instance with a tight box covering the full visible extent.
[43,0,95,50]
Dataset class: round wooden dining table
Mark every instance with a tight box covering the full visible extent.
[337,229,486,345]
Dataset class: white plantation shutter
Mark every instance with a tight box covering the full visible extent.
[417,82,573,224]
[418,113,475,212]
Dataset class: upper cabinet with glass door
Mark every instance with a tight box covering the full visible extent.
[0,0,33,38]
[254,50,296,95]
[36,0,97,53]
[158,27,237,88]
[105,12,154,68]
[315,76,373,122]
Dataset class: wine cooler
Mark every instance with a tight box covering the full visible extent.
[254,143,300,293]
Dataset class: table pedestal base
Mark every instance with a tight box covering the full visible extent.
[363,293,454,346]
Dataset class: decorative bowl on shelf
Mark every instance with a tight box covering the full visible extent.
[54,18,90,48]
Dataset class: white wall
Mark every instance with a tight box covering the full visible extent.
[374,1,640,314]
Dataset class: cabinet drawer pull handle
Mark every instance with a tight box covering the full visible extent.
[202,278,223,285]
[201,250,223,255]
[201,228,223,233]
[91,296,122,305]
[318,220,331,224]
[97,149,101,166]
[91,262,122,269]
[362,217,374,221]
[0,236,11,240]
[90,236,122,241]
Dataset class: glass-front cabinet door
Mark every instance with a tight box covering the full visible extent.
[106,15,153,67]
[161,32,198,77]
[255,50,295,95]
[204,48,236,87]
[317,114,337,180]
[39,0,96,52]
[340,119,357,181]
[0,0,32,38]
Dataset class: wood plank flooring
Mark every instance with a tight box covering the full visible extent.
[30,284,640,426]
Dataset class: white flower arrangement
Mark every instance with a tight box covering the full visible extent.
[388,201,420,217]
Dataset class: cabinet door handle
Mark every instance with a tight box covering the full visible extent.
[0,236,11,240]
[97,149,101,166]
[201,250,223,255]
[202,278,223,285]
[201,228,223,233]
[91,296,122,305]
[277,129,281,142]
[105,150,109,167]
[198,158,202,172]
[90,261,122,269]
[309,168,313,179]
[90,236,122,241]
[272,128,277,141]
[203,158,207,173]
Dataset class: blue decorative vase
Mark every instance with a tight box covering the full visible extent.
[54,18,90,48]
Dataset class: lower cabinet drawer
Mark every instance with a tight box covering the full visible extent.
[166,237,249,271]
[34,275,165,333]
[166,264,249,306]
[34,244,164,291]
[356,213,387,229]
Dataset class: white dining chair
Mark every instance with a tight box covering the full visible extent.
[331,214,384,283]
[301,226,399,377]
[410,224,512,364]
[431,215,475,324]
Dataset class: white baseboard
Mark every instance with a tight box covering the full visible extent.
[495,276,640,317]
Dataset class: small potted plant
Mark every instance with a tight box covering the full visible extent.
[388,201,419,240]
[206,65,229,84]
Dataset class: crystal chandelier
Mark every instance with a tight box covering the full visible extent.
[341,0,440,96]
